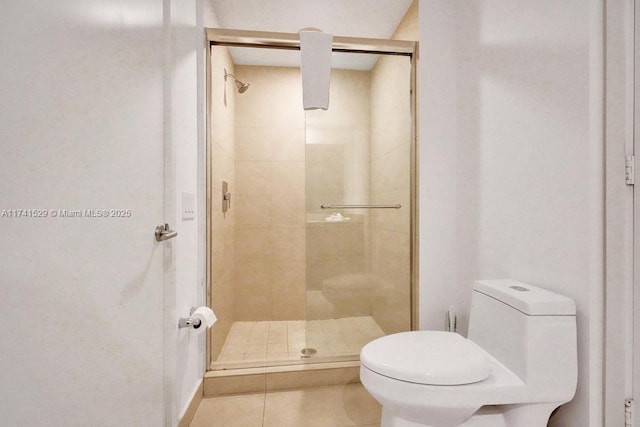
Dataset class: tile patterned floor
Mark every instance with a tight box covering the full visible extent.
[215,317,385,364]
[190,384,381,427]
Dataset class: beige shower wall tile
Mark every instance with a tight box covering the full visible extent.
[335,224,365,258]
[352,128,370,161]
[271,261,305,294]
[219,238,235,283]
[305,129,351,154]
[306,258,368,292]
[370,143,410,195]
[306,160,344,194]
[211,303,234,354]
[370,51,412,161]
[371,55,412,101]
[270,228,305,261]
[373,294,411,334]
[305,261,330,291]
[371,111,411,149]
[371,112,410,158]
[306,224,347,261]
[235,262,272,296]
[235,294,273,321]
[271,293,305,321]
[234,193,271,228]
[269,192,305,228]
[271,128,305,161]
[236,161,303,197]
[372,254,410,287]
[371,249,397,280]
[369,236,411,333]
[211,141,234,192]
[210,52,236,155]
[235,127,272,162]
[232,226,305,265]
[236,192,304,229]
[372,228,410,260]
[235,228,271,262]
[211,278,235,305]
[368,131,386,162]
[388,144,411,192]
[347,161,370,200]
[235,127,305,162]
[234,66,304,129]
[210,233,226,279]
[371,190,411,234]
[235,161,270,196]
[270,162,305,195]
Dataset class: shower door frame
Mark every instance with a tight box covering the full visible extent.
[205,28,418,370]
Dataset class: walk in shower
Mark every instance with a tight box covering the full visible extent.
[206,29,417,370]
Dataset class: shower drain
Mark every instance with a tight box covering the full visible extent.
[300,347,317,358]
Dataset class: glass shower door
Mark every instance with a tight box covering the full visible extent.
[302,54,413,361]
[208,39,414,370]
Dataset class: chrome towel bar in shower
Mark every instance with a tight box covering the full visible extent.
[320,204,401,209]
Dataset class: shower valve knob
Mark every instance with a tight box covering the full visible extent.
[222,180,231,213]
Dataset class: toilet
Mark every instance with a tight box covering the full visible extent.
[360,279,577,427]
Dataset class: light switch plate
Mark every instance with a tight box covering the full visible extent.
[182,192,195,220]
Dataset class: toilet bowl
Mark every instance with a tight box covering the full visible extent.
[360,280,577,427]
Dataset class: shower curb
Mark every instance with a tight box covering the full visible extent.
[203,360,361,397]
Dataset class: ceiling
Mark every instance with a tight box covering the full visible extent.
[210,0,414,70]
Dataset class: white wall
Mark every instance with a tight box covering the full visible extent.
[419,1,604,426]
[603,2,635,425]
[0,1,167,425]
[0,0,208,425]
[171,0,208,422]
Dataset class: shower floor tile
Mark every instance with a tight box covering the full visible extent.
[215,316,385,365]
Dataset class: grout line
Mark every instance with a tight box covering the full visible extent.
[261,370,267,427]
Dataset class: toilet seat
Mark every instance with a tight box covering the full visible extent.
[361,331,490,385]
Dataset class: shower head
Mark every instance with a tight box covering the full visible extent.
[236,81,250,94]
[224,69,250,94]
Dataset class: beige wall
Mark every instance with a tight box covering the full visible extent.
[210,46,236,360]
[233,66,307,321]
[369,1,417,333]
[233,66,374,322]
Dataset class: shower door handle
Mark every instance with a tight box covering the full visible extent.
[320,204,401,209]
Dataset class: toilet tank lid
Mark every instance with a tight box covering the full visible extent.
[473,280,576,316]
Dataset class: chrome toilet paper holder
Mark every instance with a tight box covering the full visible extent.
[179,307,202,329]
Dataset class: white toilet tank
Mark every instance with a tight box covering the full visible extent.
[467,280,577,401]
